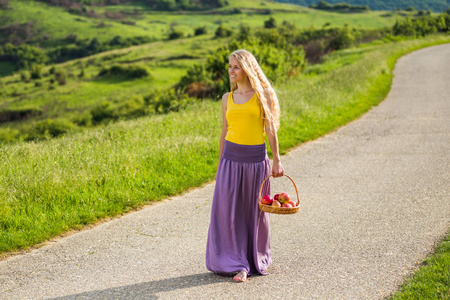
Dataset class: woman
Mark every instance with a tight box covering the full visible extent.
[205,49,284,282]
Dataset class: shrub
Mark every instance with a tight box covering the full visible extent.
[145,89,195,114]
[78,68,85,78]
[0,43,48,70]
[392,13,449,37]
[416,9,431,17]
[0,21,39,45]
[264,17,276,29]
[113,95,146,119]
[97,64,150,79]
[230,8,242,14]
[303,39,326,64]
[87,37,101,52]
[0,127,19,144]
[327,25,356,50]
[0,107,42,123]
[23,118,74,141]
[121,20,136,26]
[393,17,416,36]
[316,0,332,9]
[236,24,252,42]
[48,35,153,64]
[54,69,67,85]
[20,70,30,82]
[72,112,92,127]
[215,25,233,38]
[194,26,207,36]
[310,1,369,12]
[175,64,214,97]
[168,29,184,40]
[30,64,43,79]
[66,33,78,43]
[90,101,115,125]
[109,35,126,46]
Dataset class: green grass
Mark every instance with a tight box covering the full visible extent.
[0,0,400,50]
[1,34,449,255]
[0,0,152,46]
[0,34,223,130]
[390,233,450,299]
[0,0,407,133]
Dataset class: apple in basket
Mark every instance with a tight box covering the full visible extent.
[274,194,280,201]
[278,193,291,204]
[282,202,292,208]
[261,195,273,205]
[287,200,297,207]
[271,200,281,207]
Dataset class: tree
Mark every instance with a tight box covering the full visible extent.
[264,17,276,29]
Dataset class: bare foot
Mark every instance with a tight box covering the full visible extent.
[233,270,248,282]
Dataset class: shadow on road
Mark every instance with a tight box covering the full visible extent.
[51,272,229,299]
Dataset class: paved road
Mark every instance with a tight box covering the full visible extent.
[1,44,449,300]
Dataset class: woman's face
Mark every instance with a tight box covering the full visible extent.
[228,56,246,83]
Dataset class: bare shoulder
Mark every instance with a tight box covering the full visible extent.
[222,92,230,102]
[221,93,229,113]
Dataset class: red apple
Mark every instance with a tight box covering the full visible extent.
[282,203,292,208]
[271,200,281,207]
[274,194,280,201]
[261,195,273,205]
[287,200,296,207]
[278,192,291,204]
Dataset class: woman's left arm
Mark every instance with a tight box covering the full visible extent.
[266,122,284,177]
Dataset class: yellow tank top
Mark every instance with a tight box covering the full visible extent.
[225,91,265,145]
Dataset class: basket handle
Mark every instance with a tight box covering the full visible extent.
[258,174,300,207]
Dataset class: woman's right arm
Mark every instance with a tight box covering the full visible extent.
[218,93,229,164]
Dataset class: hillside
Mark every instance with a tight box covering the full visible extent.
[275,0,450,12]
[0,0,398,52]
[1,0,448,144]
[0,0,400,75]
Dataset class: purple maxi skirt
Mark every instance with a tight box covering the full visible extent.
[206,140,272,276]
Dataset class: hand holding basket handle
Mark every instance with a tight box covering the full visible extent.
[258,174,300,215]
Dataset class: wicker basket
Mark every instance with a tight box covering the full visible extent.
[258,174,300,215]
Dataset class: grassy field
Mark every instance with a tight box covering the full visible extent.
[0,0,409,141]
[0,0,402,47]
[0,0,151,46]
[390,233,450,299]
[0,34,220,124]
[1,34,449,255]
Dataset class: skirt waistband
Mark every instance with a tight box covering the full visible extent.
[222,140,267,163]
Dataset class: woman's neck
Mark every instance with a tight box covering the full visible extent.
[235,82,254,94]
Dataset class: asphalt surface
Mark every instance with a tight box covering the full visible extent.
[1,44,449,300]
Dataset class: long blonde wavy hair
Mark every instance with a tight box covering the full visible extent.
[229,49,280,132]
